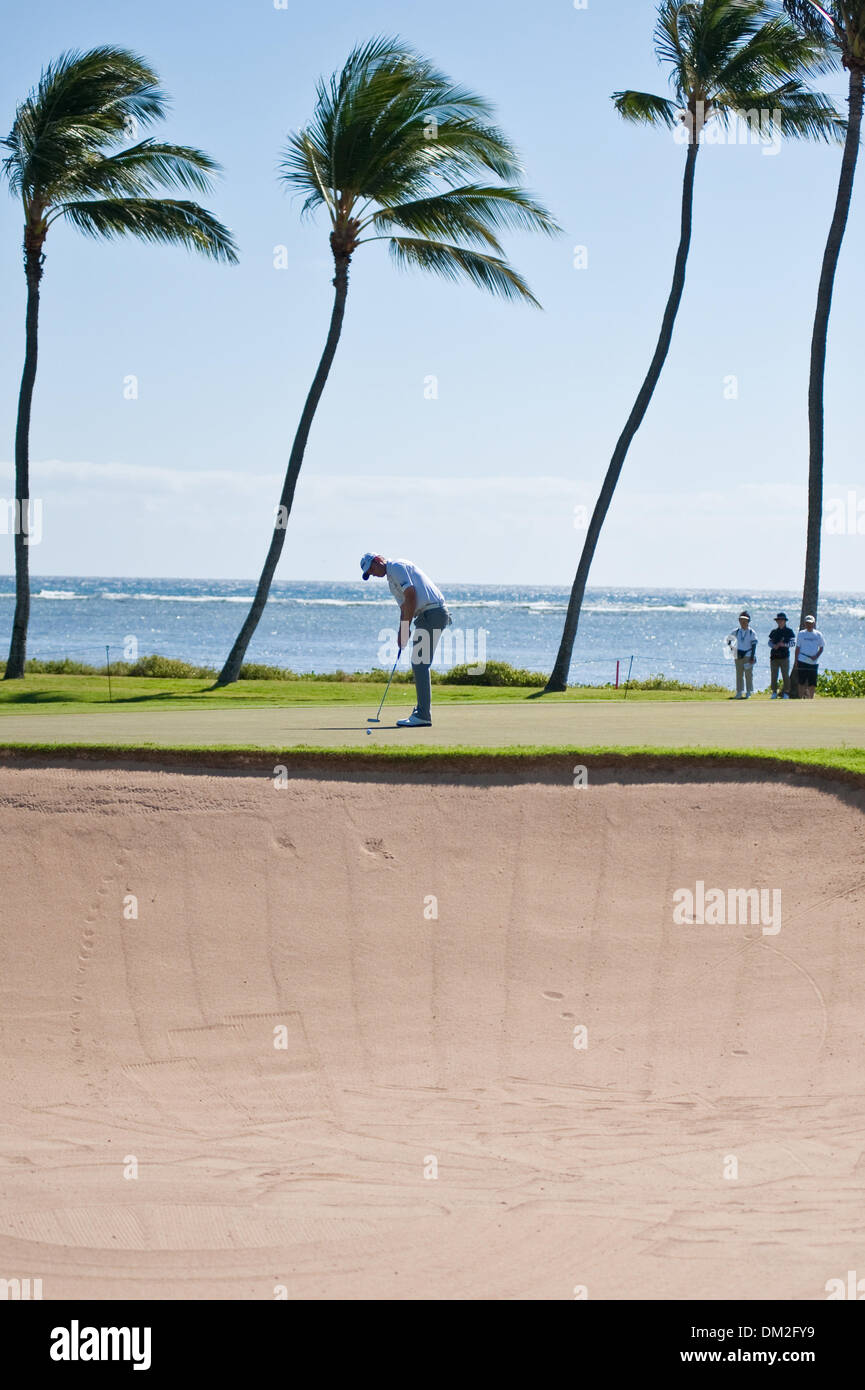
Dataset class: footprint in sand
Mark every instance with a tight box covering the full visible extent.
[362,838,394,860]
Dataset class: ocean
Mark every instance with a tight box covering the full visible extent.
[1,578,863,685]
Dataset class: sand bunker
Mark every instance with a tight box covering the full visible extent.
[1,761,863,1300]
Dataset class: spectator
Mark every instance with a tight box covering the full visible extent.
[768,611,795,699]
[727,610,757,699]
[794,615,824,701]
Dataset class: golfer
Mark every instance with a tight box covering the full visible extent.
[728,610,757,699]
[768,611,795,699]
[361,553,452,727]
[795,615,824,700]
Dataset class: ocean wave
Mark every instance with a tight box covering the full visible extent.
[294,597,393,606]
[682,601,738,612]
[101,592,256,604]
[36,589,80,600]
[99,592,396,606]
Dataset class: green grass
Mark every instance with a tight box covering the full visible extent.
[1,742,863,780]
[0,672,730,713]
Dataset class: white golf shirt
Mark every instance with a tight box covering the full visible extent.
[796,629,824,665]
[385,559,446,616]
[730,625,757,657]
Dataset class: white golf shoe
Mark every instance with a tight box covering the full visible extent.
[397,713,431,727]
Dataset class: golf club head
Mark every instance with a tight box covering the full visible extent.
[367,717,381,724]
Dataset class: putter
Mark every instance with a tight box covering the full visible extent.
[368,653,400,723]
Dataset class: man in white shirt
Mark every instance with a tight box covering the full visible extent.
[361,553,452,727]
[726,610,757,699]
[794,615,824,700]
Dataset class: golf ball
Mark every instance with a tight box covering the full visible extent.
[366,728,371,735]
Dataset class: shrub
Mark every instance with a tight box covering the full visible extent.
[817,669,865,698]
[238,663,299,681]
[23,657,104,675]
[611,673,728,693]
[126,654,216,679]
[439,660,546,687]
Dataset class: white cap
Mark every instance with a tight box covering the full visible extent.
[360,552,376,580]
[804,614,816,623]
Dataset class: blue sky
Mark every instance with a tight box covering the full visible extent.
[0,0,862,588]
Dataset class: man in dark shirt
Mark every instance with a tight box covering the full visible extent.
[768,612,794,699]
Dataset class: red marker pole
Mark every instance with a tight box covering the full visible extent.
[615,660,620,689]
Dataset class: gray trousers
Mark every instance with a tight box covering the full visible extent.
[770,656,791,695]
[735,656,754,694]
[411,605,451,721]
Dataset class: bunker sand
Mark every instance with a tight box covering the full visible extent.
[1,763,864,1300]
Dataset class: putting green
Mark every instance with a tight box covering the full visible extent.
[0,696,862,750]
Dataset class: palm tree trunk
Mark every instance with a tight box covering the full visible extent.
[216,253,351,686]
[544,140,699,693]
[4,245,44,680]
[799,65,863,632]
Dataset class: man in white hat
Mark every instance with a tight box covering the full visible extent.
[794,615,824,700]
[726,610,757,699]
[361,553,452,727]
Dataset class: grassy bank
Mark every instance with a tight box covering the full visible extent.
[0,672,730,712]
[1,743,863,781]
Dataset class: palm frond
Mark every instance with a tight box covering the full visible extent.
[59,141,220,200]
[620,0,845,146]
[388,236,540,305]
[370,184,558,245]
[280,39,522,209]
[782,0,838,38]
[281,131,335,219]
[59,197,238,262]
[654,0,767,101]
[715,14,837,90]
[784,0,865,62]
[280,37,557,303]
[2,47,166,199]
[715,82,845,140]
[612,89,681,128]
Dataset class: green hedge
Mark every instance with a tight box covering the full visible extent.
[817,669,865,698]
[438,660,546,687]
[600,673,728,693]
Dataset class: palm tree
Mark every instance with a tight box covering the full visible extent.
[543,0,841,693]
[783,1,865,634]
[2,47,237,679]
[216,37,558,686]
